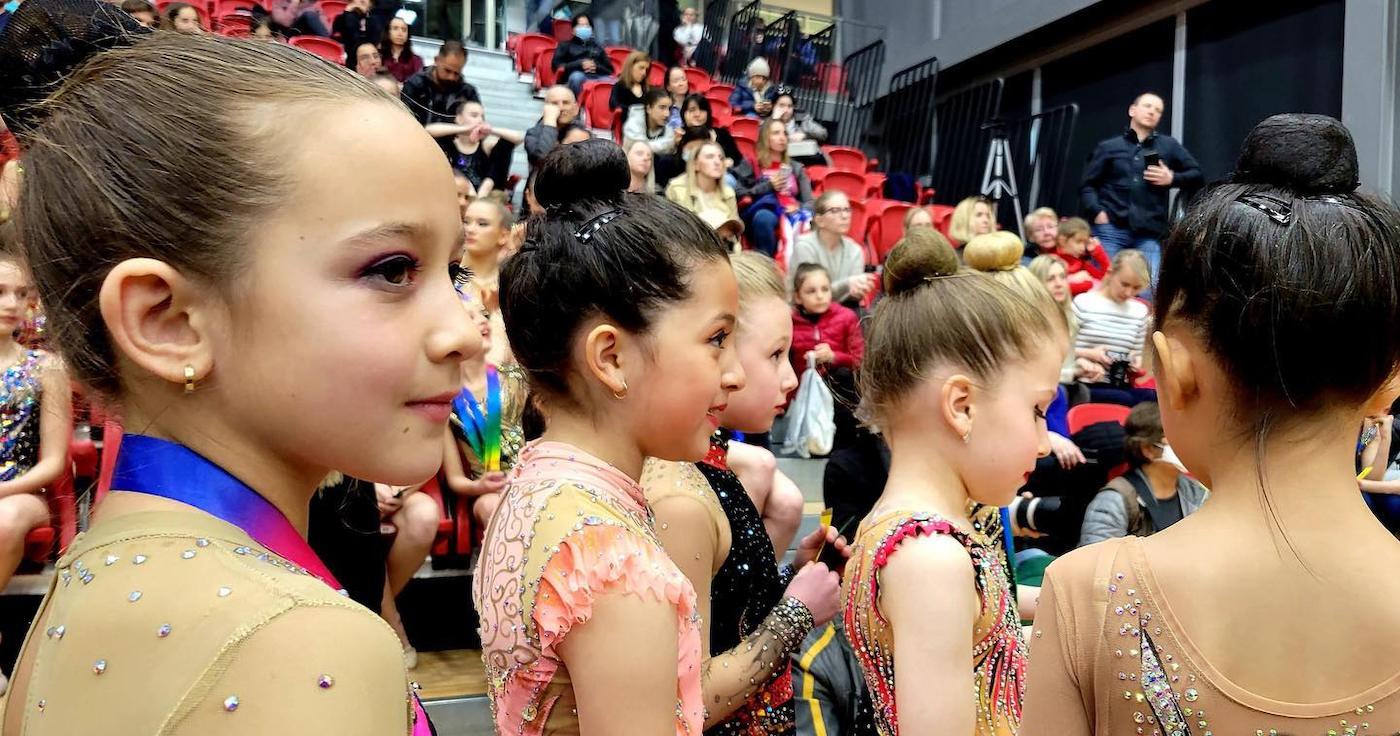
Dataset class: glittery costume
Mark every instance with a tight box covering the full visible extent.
[473,441,705,735]
[1022,536,1400,736]
[694,431,797,735]
[452,364,528,478]
[0,350,45,482]
[842,509,1028,735]
[2,510,423,735]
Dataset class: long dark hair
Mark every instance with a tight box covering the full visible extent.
[378,16,414,62]
[680,92,711,126]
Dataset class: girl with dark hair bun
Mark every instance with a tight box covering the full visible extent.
[475,139,824,735]
[1024,114,1400,734]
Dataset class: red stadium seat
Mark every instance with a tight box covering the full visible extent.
[605,46,634,73]
[210,0,254,18]
[418,476,456,558]
[930,204,956,240]
[805,165,830,193]
[733,135,757,167]
[217,12,251,32]
[821,170,867,201]
[683,67,711,94]
[847,199,868,244]
[318,0,346,27]
[823,145,867,174]
[551,18,572,42]
[514,33,555,75]
[289,35,346,64]
[581,80,617,132]
[534,48,560,90]
[708,99,732,127]
[648,61,667,88]
[863,172,887,198]
[864,199,912,265]
[729,116,759,140]
[505,32,521,55]
[1067,403,1132,435]
[218,23,250,37]
[706,83,735,104]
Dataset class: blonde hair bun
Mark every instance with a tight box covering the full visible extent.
[963,231,1023,272]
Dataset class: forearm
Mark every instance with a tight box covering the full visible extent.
[1362,479,1400,495]
[0,456,66,499]
[424,123,467,138]
[701,597,813,727]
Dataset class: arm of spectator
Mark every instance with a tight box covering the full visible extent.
[1088,242,1110,278]
[1078,144,1107,221]
[1360,415,1393,479]
[1078,489,1130,547]
[524,122,560,164]
[732,159,774,200]
[553,44,585,75]
[1169,139,1204,190]
[424,122,470,138]
[793,165,815,210]
[802,117,828,143]
[595,50,614,77]
[729,87,753,115]
[0,354,71,500]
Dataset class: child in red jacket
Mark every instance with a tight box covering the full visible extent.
[791,263,864,449]
[1053,216,1111,295]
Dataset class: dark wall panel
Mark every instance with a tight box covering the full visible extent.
[1184,0,1345,183]
[1039,18,1175,217]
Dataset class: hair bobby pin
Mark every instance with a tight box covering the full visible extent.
[1235,192,1293,225]
[573,208,623,244]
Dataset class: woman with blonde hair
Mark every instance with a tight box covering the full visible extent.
[948,195,994,245]
[1022,206,1059,261]
[734,118,815,260]
[665,139,738,224]
[609,50,652,113]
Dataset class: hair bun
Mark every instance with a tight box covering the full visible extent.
[883,227,959,296]
[963,231,1023,273]
[0,0,150,136]
[533,138,629,211]
[1234,114,1359,195]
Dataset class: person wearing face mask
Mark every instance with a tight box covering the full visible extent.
[552,14,615,98]
[0,0,15,33]
[1078,402,1206,547]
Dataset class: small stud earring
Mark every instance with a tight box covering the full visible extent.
[184,365,197,395]
[962,431,971,444]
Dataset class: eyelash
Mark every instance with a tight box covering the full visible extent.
[710,329,731,348]
[1033,406,1048,421]
[361,254,421,288]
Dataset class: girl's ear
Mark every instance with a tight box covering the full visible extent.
[1152,330,1198,412]
[99,257,220,392]
[939,373,975,441]
[581,322,628,398]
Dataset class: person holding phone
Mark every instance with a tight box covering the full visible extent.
[1078,92,1201,299]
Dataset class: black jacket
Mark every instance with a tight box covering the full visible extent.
[1079,128,1202,237]
[333,9,384,68]
[400,68,481,125]
[551,37,614,76]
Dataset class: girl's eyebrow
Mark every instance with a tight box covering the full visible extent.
[340,223,426,247]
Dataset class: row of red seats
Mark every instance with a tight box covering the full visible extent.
[151,0,349,62]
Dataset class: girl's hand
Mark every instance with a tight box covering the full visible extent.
[813,343,836,365]
[1048,432,1085,470]
[478,471,507,495]
[784,562,841,627]
[375,484,406,517]
[1074,357,1106,382]
[1084,346,1112,366]
[792,524,850,569]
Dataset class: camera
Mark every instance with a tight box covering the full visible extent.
[1106,349,1131,388]
[1009,494,1066,536]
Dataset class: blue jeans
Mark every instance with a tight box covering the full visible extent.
[566,71,614,98]
[744,208,779,257]
[1092,222,1160,299]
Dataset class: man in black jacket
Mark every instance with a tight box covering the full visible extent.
[400,40,480,125]
[552,14,615,98]
[1079,92,1201,297]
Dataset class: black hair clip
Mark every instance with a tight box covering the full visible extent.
[1236,192,1293,225]
[448,262,472,294]
[517,241,539,254]
[573,208,623,244]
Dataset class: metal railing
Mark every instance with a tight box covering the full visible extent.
[926,78,1004,205]
[992,104,1081,236]
[826,39,885,149]
[881,56,939,176]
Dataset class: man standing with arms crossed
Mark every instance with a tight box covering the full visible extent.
[1079,92,1201,298]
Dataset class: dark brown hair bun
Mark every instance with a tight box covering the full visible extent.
[882,227,959,296]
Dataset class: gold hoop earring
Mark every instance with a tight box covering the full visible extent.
[612,381,628,400]
[184,365,197,395]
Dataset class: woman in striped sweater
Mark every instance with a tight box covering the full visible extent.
[1071,250,1157,406]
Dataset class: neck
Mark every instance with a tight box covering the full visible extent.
[696,175,719,193]
[879,425,972,525]
[461,357,487,387]
[540,406,646,481]
[465,250,498,280]
[1185,414,1390,551]
[631,172,648,189]
[115,404,322,535]
[1142,461,1180,499]
[818,228,842,248]
[1131,122,1154,141]
[392,42,405,54]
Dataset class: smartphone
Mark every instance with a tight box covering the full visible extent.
[1142,150,1161,169]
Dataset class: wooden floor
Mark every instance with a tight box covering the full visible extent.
[414,649,489,700]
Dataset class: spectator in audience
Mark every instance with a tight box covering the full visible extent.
[1079,92,1201,298]
[0,251,71,695]
[559,125,592,144]
[427,99,521,199]
[674,4,703,63]
[665,140,737,224]
[902,205,933,233]
[790,191,871,309]
[333,0,382,70]
[307,472,390,615]
[610,50,651,113]
[681,93,743,166]
[400,40,479,125]
[735,118,814,259]
[1073,249,1155,406]
[625,138,657,194]
[161,1,202,32]
[552,14,614,98]
[1028,254,1102,391]
[623,88,680,156]
[524,85,579,168]
[947,194,993,245]
[1052,216,1109,295]
[375,476,442,670]
[458,199,515,364]
[370,69,400,96]
[378,17,422,83]
[731,57,777,118]
[0,1,12,34]
[250,15,279,39]
[791,262,864,450]
[664,66,689,127]
[453,173,473,219]
[353,42,381,77]
[1078,402,1206,547]
[253,0,331,38]
[120,0,156,26]
[1022,206,1059,262]
[771,89,826,143]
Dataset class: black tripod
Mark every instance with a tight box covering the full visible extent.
[979,119,1025,242]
